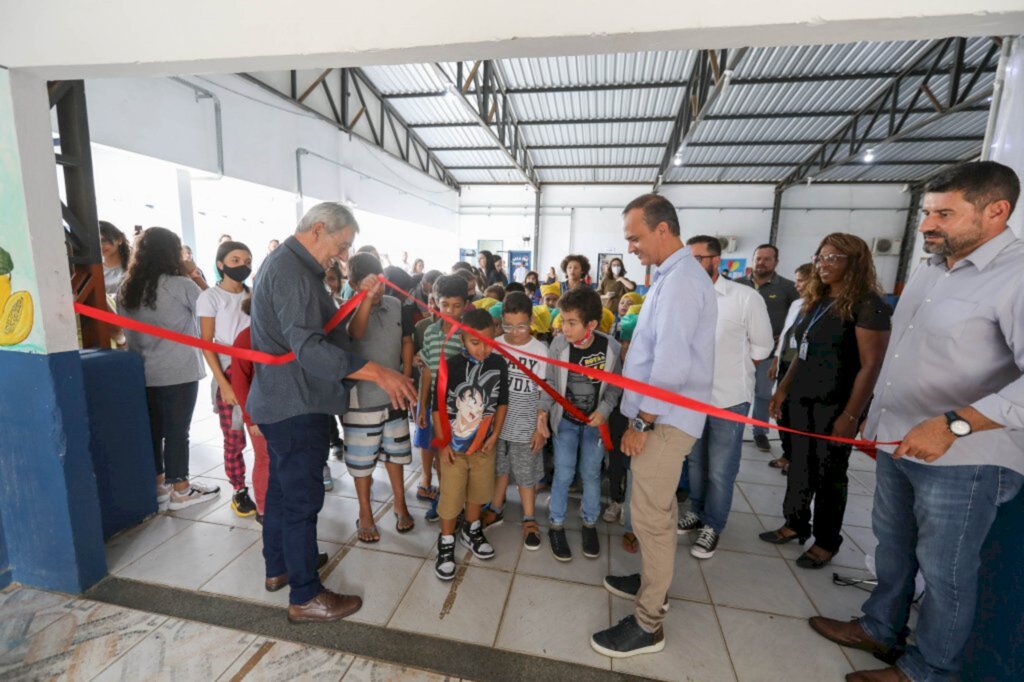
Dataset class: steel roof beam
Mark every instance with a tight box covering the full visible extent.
[779,37,999,189]
[428,61,539,189]
[449,160,964,171]
[430,136,981,153]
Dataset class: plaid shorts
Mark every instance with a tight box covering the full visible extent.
[342,406,412,477]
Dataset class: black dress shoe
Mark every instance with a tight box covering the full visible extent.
[758,527,808,545]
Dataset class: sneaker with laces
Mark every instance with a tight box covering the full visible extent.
[754,433,771,452]
[168,485,219,511]
[591,615,665,658]
[188,479,221,495]
[603,574,670,611]
[231,487,257,518]
[549,526,572,562]
[602,501,622,524]
[582,524,601,558]
[691,526,720,559]
[156,483,172,506]
[435,534,457,581]
[460,520,495,560]
[322,465,334,491]
[481,505,504,528]
[677,510,702,534]
[522,520,541,551]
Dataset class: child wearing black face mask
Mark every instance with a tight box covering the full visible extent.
[197,240,257,518]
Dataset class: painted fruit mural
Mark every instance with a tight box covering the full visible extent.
[0,246,34,346]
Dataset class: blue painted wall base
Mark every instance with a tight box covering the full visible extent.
[0,349,107,593]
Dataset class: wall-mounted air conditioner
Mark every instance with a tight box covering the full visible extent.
[717,236,739,253]
[872,237,901,256]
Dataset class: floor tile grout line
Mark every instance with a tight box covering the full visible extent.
[107,514,201,577]
[213,637,265,682]
[82,612,173,681]
[195,532,264,594]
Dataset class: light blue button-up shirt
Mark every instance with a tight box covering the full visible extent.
[620,245,717,439]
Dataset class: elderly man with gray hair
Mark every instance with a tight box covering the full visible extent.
[248,202,417,623]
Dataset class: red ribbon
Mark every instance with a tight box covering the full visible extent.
[73,289,367,365]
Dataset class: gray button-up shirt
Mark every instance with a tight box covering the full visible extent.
[864,228,1024,474]
[247,236,367,424]
[620,246,717,439]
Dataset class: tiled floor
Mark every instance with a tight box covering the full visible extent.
[0,585,460,681]
[95,399,887,681]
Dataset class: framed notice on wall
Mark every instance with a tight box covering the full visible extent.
[508,250,532,283]
[459,248,477,263]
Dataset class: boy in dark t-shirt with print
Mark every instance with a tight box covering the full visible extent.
[432,307,509,581]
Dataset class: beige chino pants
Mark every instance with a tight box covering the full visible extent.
[630,423,697,632]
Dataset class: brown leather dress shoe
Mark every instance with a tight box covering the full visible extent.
[809,616,893,658]
[265,552,330,592]
[287,589,362,623]
[846,666,910,682]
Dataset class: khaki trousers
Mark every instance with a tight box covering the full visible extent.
[630,423,697,632]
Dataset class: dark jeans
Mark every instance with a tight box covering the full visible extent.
[328,415,343,447]
[607,408,629,504]
[260,413,330,605]
[777,360,792,458]
[860,454,1023,682]
[750,359,772,438]
[145,381,199,483]
[687,402,750,533]
[782,398,850,553]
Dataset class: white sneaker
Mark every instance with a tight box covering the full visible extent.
[188,479,221,495]
[602,501,622,524]
[168,485,219,510]
[156,483,172,506]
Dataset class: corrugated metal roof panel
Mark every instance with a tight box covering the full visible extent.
[414,126,499,149]
[686,143,818,166]
[537,167,656,183]
[388,96,475,125]
[531,147,662,166]
[521,121,672,147]
[695,116,851,144]
[502,51,695,88]
[451,168,527,184]
[513,88,683,121]
[736,41,933,79]
[711,78,889,116]
[360,64,443,94]
[433,149,516,167]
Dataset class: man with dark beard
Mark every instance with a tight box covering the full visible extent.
[808,161,1024,682]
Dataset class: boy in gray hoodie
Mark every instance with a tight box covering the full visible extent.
[539,286,623,561]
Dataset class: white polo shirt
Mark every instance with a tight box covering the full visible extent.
[711,275,774,408]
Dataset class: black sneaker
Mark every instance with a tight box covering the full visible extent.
[754,434,771,452]
[231,487,257,518]
[549,526,572,562]
[481,505,504,528]
[603,574,670,611]
[591,615,665,658]
[691,526,720,559]
[582,524,601,559]
[522,521,542,551]
[677,511,702,534]
[435,535,456,581]
[459,520,495,560]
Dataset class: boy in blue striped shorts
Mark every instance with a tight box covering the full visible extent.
[345,253,415,543]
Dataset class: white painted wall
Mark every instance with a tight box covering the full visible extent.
[460,182,916,292]
[3,1,1022,77]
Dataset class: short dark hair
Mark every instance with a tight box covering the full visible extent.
[560,254,591,277]
[754,243,779,259]
[461,307,495,332]
[433,274,469,302]
[453,269,476,287]
[451,261,473,273]
[383,265,414,299]
[505,282,525,293]
[524,281,538,294]
[348,252,383,284]
[924,161,1020,215]
[484,284,506,301]
[422,269,443,289]
[623,193,680,236]
[686,235,722,256]
[558,286,603,324]
[502,291,533,317]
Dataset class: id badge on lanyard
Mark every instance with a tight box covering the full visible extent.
[798,339,809,361]
[799,303,833,362]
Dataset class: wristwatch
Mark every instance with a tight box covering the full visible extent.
[630,417,655,433]
[944,411,972,437]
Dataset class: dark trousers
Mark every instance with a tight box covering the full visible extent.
[145,381,199,483]
[606,408,630,503]
[260,413,330,605]
[782,398,850,553]
[328,415,343,447]
[777,361,793,457]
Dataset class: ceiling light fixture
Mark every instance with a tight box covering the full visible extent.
[863,148,876,163]
[672,155,683,166]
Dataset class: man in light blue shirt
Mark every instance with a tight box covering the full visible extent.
[592,193,717,659]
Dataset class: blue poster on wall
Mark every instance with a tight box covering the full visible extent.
[508,250,532,283]
[459,248,477,264]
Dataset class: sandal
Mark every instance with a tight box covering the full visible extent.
[796,545,835,569]
[768,457,789,469]
[356,521,380,543]
[395,512,415,534]
[416,485,439,502]
[622,532,639,554]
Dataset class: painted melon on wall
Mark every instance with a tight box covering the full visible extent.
[0,246,34,346]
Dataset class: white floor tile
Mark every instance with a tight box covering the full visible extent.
[793,566,874,623]
[843,525,878,558]
[717,606,853,682]
[388,563,512,646]
[495,574,611,669]
[367,511,446,559]
[841,493,875,529]
[323,547,424,626]
[702,550,817,618]
[730,484,754,514]
[104,514,193,573]
[736,482,786,517]
[734,458,789,487]
[117,522,259,589]
[698,510,778,558]
[317,495,382,544]
[611,598,736,681]
[515,529,609,586]
[330,467,401,503]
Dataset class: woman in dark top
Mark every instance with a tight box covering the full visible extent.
[478,250,507,286]
[760,233,890,569]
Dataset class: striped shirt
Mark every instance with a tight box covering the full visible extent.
[497,336,548,443]
[418,320,464,389]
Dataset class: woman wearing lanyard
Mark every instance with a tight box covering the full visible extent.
[759,234,890,569]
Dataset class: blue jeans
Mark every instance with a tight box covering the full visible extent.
[860,453,1023,682]
[686,402,749,533]
[750,360,772,438]
[260,413,330,605]
[550,419,602,526]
